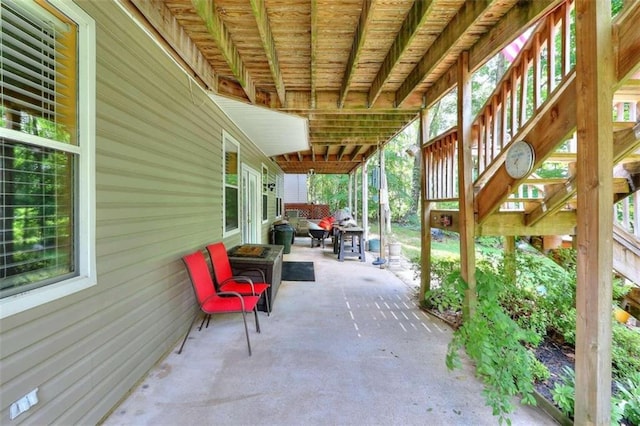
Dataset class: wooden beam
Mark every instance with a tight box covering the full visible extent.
[614,121,640,160]
[283,90,422,110]
[424,0,558,109]
[127,0,217,91]
[339,0,373,108]
[249,0,286,106]
[368,0,435,107]
[614,0,640,84]
[420,108,433,304]
[191,0,256,103]
[477,211,577,236]
[397,1,492,107]
[525,178,577,226]
[337,145,347,161]
[457,51,476,319]
[310,129,406,138]
[429,209,578,236]
[310,0,318,108]
[574,0,614,423]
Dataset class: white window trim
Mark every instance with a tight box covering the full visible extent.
[0,0,96,319]
[275,174,284,219]
[222,131,240,237]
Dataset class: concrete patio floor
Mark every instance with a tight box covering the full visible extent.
[102,237,557,425]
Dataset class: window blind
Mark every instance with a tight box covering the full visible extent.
[1,0,77,144]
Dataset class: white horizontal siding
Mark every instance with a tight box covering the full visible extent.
[0,0,283,423]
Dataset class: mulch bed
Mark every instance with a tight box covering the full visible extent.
[533,338,575,401]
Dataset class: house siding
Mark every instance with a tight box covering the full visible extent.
[0,0,282,423]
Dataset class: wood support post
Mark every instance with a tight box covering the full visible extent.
[378,147,387,267]
[348,172,353,216]
[353,171,358,223]
[419,108,432,304]
[362,162,368,242]
[575,0,614,423]
[457,51,476,318]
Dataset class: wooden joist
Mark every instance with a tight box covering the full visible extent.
[368,0,435,107]
[339,0,373,108]
[192,0,256,103]
[249,0,286,106]
[397,0,493,107]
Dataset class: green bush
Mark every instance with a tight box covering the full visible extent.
[553,367,640,425]
[423,256,463,312]
[612,323,640,380]
[551,366,575,417]
[446,269,540,424]
[614,372,640,425]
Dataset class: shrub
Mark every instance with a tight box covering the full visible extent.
[446,269,540,424]
[614,372,640,425]
[612,323,640,380]
[551,366,575,417]
[423,256,463,312]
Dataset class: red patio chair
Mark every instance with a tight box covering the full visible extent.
[206,242,271,315]
[178,250,261,356]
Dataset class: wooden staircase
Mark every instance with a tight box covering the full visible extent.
[423,0,640,284]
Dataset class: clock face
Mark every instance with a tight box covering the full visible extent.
[505,140,535,179]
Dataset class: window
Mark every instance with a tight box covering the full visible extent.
[262,164,268,222]
[0,0,95,317]
[223,132,239,235]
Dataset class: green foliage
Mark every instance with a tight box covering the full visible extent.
[530,357,551,383]
[446,268,540,424]
[548,248,577,271]
[614,372,640,425]
[612,323,640,380]
[551,366,575,417]
[423,256,463,312]
[553,366,640,425]
[516,250,571,292]
[307,173,349,211]
[612,277,632,303]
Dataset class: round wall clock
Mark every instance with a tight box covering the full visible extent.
[505,140,535,179]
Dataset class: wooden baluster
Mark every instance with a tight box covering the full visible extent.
[484,110,491,171]
[622,197,630,232]
[511,68,518,137]
[533,32,541,110]
[634,192,640,239]
[500,84,508,150]
[492,97,500,160]
[519,58,528,129]
[561,2,571,77]
[548,14,557,94]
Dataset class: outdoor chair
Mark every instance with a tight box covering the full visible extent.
[206,242,271,315]
[179,250,261,356]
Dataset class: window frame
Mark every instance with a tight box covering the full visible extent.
[0,0,96,319]
[275,174,284,219]
[222,131,240,237]
[261,163,268,223]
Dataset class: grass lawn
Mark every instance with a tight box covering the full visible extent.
[369,222,558,270]
[370,222,496,261]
